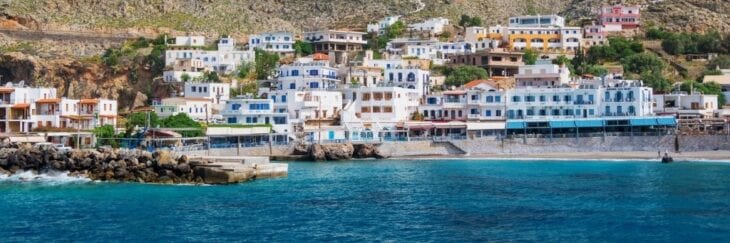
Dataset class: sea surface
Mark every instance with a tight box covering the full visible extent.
[1,159,729,242]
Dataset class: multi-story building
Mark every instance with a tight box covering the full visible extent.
[367,16,401,35]
[221,98,290,133]
[362,51,432,70]
[446,48,524,77]
[163,59,207,82]
[154,97,214,121]
[0,83,117,134]
[384,66,431,97]
[248,32,295,54]
[598,5,640,32]
[408,17,450,35]
[303,30,367,65]
[654,92,718,119]
[506,79,653,120]
[274,56,340,91]
[514,62,571,87]
[184,82,230,110]
[341,66,384,87]
[420,82,506,122]
[486,15,582,53]
[341,85,421,141]
[582,23,609,48]
[165,36,255,74]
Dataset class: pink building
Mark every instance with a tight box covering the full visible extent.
[598,5,640,32]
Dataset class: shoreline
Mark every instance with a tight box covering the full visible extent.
[389,150,730,162]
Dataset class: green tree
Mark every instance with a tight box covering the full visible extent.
[459,15,482,28]
[386,21,406,38]
[204,71,220,82]
[254,48,280,80]
[160,113,204,137]
[444,66,489,87]
[586,65,608,77]
[640,71,671,93]
[180,73,191,82]
[681,80,726,105]
[124,112,160,137]
[523,48,538,65]
[293,40,314,56]
[93,125,119,148]
[709,55,730,69]
[661,34,686,55]
[237,62,253,79]
[622,53,665,75]
[553,55,570,66]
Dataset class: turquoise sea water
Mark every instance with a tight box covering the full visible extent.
[1,159,730,242]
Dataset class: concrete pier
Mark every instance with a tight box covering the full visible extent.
[187,156,288,184]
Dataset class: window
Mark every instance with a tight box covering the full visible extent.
[494,96,501,102]
[471,95,478,100]
[486,96,494,103]
[282,95,287,102]
[227,117,237,124]
[384,92,393,100]
[289,83,296,89]
[553,95,560,102]
[291,70,299,76]
[485,110,492,117]
[372,106,381,113]
[407,72,416,82]
[539,95,546,102]
[383,106,393,113]
[495,110,501,117]
[470,108,479,115]
[232,104,241,110]
[309,82,319,88]
[512,96,521,102]
[564,95,572,102]
[192,87,197,92]
[362,93,371,101]
[309,70,319,76]
[397,73,403,82]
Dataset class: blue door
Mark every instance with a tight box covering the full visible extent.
[328,131,335,140]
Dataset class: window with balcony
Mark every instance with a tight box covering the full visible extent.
[383,106,393,113]
[384,92,393,100]
[372,106,381,113]
[362,93,371,101]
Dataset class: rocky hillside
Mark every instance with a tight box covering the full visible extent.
[0,0,727,111]
[1,0,728,35]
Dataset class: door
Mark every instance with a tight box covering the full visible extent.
[328,131,335,140]
[583,109,587,118]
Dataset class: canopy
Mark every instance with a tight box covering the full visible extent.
[506,121,525,129]
[549,120,576,128]
[466,122,505,130]
[630,118,658,126]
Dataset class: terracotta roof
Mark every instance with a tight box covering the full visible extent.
[464,79,500,89]
[11,103,29,108]
[313,53,329,61]
[79,99,99,104]
[36,98,61,103]
[0,87,15,93]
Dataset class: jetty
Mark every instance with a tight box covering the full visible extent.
[187,156,288,184]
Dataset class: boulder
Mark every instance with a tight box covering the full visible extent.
[310,144,326,161]
[292,143,309,155]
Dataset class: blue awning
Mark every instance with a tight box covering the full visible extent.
[549,120,576,128]
[656,117,677,126]
[506,121,525,129]
[630,118,658,126]
[575,119,605,128]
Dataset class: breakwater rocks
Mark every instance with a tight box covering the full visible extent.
[292,143,388,161]
[0,143,278,184]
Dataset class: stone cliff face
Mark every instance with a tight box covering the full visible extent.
[0,52,173,110]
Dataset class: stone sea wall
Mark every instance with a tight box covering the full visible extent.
[380,135,730,157]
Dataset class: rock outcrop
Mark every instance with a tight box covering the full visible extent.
[0,143,255,184]
[302,143,386,161]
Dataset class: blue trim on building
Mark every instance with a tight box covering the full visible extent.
[549,120,576,128]
[575,119,604,128]
[506,121,525,129]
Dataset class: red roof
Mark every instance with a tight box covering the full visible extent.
[464,79,500,89]
[313,53,329,61]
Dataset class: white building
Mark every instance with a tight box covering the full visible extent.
[168,36,205,47]
[341,86,421,141]
[0,82,117,135]
[154,97,214,121]
[165,36,255,74]
[184,82,231,110]
[275,57,340,91]
[654,92,718,119]
[341,66,384,87]
[367,16,401,35]
[221,98,290,133]
[248,32,295,54]
[420,87,506,122]
[514,62,571,87]
[384,66,431,97]
[486,15,583,53]
[408,17,450,35]
[505,79,653,120]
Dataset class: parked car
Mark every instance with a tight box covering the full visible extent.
[52,144,73,152]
